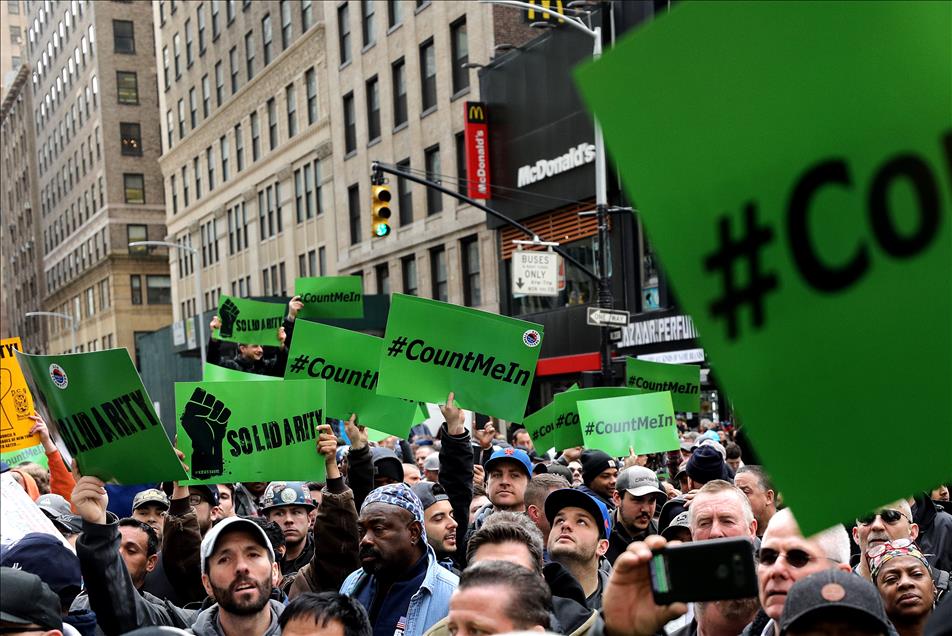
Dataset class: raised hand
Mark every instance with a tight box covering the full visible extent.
[343,414,367,451]
[71,460,108,525]
[180,387,231,479]
[317,424,340,480]
[440,392,465,436]
[28,411,57,453]
[218,299,240,338]
[288,295,304,321]
[473,422,496,450]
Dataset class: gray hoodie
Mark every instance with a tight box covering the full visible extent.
[188,599,284,636]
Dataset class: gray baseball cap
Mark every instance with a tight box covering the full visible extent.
[200,516,275,573]
[616,466,667,503]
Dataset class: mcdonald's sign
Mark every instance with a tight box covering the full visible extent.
[525,0,566,24]
[464,101,491,200]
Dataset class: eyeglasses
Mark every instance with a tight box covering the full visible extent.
[857,509,909,526]
[756,547,827,568]
[188,494,206,506]
[866,538,914,560]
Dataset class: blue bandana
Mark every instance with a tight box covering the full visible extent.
[362,483,428,542]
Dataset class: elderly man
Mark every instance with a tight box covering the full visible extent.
[852,500,919,579]
[735,466,777,538]
[671,480,760,636]
[606,466,668,564]
[341,483,458,636]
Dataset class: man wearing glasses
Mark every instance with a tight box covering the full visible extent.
[743,508,852,636]
[852,501,919,581]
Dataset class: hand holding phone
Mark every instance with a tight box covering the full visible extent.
[649,536,758,604]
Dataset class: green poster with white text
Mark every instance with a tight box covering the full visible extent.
[579,392,679,457]
[175,379,326,485]
[295,277,364,320]
[376,294,544,421]
[625,358,700,412]
[575,1,952,532]
[15,349,186,484]
[212,295,285,346]
[284,320,417,437]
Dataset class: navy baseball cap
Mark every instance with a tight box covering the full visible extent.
[0,533,82,600]
[485,447,533,477]
[544,488,613,539]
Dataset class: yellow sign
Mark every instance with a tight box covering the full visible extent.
[0,337,37,454]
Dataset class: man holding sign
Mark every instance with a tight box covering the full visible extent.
[206,295,303,378]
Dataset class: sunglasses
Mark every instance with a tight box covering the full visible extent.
[756,547,825,568]
[857,509,909,526]
[866,538,914,560]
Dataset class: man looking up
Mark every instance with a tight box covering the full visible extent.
[735,466,777,538]
[260,481,317,579]
[545,488,612,610]
[341,483,458,636]
[606,466,668,564]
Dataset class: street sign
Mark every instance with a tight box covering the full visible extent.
[512,250,560,297]
[587,307,630,327]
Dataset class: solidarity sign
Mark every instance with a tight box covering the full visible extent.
[212,295,285,346]
[523,386,642,453]
[295,276,364,320]
[625,358,700,412]
[579,392,679,457]
[175,379,326,485]
[284,320,418,437]
[16,349,186,484]
[376,294,544,422]
[576,1,952,532]
[0,338,46,468]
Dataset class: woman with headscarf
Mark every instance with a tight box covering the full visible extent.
[869,540,937,636]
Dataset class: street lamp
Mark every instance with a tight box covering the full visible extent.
[480,0,615,383]
[129,240,206,364]
[25,311,76,354]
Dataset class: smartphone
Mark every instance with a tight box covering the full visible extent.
[474,414,489,430]
[649,537,758,604]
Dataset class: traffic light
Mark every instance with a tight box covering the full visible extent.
[371,185,392,238]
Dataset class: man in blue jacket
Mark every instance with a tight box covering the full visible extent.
[340,483,458,636]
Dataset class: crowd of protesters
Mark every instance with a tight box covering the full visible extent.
[2,305,950,636]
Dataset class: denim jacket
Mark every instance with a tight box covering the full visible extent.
[339,546,459,636]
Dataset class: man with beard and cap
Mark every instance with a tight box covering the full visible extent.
[605,466,668,565]
[412,482,459,572]
[545,488,613,610]
[131,488,170,542]
[671,480,760,636]
[735,466,777,539]
[340,483,458,636]
[259,482,317,579]
[577,450,619,511]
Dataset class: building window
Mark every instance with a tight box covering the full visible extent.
[116,71,138,104]
[211,0,220,37]
[420,38,436,111]
[147,276,172,304]
[366,75,380,142]
[173,32,181,76]
[392,58,407,127]
[229,46,239,93]
[402,255,417,295]
[262,13,273,64]
[302,0,313,31]
[162,46,171,89]
[305,67,317,124]
[388,0,403,28]
[430,246,447,301]
[202,74,211,117]
[220,135,229,181]
[177,99,186,138]
[127,224,147,252]
[302,163,314,219]
[251,111,260,160]
[130,275,142,305]
[198,3,206,52]
[120,122,142,156]
[455,131,468,195]
[286,83,297,137]
[189,87,198,127]
[397,157,412,225]
[361,0,375,47]
[318,246,326,275]
[348,184,361,245]
[425,145,442,215]
[461,236,481,306]
[194,156,202,198]
[215,62,224,106]
[182,165,189,205]
[113,20,134,54]
[235,123,244,171]
[185,18,194,66]
[267,98,277,149]
[206,146,216,190]
[338,3,351,64]
[376,263,390,295]
[245,31,255,80]
[450,18,469,95]
[124,173,145,203]
[343,92,356,154]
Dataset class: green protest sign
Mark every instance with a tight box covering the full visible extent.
[579,392,679,457]
[284,320,417,437]
[295,276,364,320]
[203,363,279,382]
[523,387,641,453]
[15,349,187,484]
[625,358,700,412]
[575,1,952,532]
[175,379,326,485]
[377,294,544,421]
[212,295,285,346]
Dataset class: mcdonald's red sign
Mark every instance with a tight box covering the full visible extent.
[464,101,491,200]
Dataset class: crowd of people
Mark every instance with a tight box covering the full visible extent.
[2,306,950,636]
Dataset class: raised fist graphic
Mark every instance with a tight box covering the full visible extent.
[218,299,241,338]
[181,387,231,479]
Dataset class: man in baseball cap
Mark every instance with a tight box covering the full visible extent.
[259,482,316,580]
[472,448,534,531]
[779,569,890,635]
[131,488,170,542]
[544,488,612,610]
[605,466,668,565]
[412,481,459,571]
[0,567,64,634]
[578,449,619,511]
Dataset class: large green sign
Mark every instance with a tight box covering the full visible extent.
[579,392,679,457]
[174,379,326,485]
[575,1,952,532]
[284,320,417,437]
[203,363,280,382]
[625,358,700,412]
[295,276,364,320]
[15,350,187,484]
[523,386,642,453]
[212,295,285,346]
[376,294,544,421]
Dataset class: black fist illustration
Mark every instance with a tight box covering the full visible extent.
[181,387,231,479]
[219,299,241,338]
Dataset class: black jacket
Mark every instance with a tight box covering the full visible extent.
[436,421,474,568]
[913,495,952,572]
[605,510,658,565]
[347,444,374,512]
[543,562,599,634]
